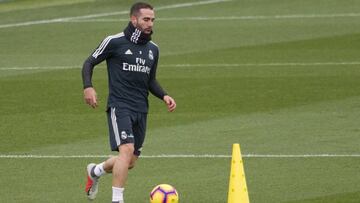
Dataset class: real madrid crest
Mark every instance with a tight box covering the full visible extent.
[121,131,127,140]
[148,50,154,60]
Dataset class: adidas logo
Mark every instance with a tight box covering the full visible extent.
[125,49,133,55]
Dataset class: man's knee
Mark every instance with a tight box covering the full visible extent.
[119,143,134,154]
[117,144,134,164]
[128,154,138,170]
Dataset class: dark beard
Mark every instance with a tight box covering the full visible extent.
[123,22,152,45]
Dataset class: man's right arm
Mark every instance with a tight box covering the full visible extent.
[82,56,103,108]
[82,37,113,108]
[82,52,108,89]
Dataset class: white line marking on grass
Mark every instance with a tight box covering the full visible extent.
[0,66,79,70]
[68,13,360,23]
[0,0,231,29]
[239,13,360,20]
[1,62,360,71]
[0,154,359,159]
[0,154,231,159]
[245,154,360,158]
[162,62,360,67]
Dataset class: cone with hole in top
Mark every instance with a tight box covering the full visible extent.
[227,143,250,203]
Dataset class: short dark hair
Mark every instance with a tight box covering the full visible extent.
[130,2,153,17]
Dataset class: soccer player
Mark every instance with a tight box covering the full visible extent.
[81,2,176,203]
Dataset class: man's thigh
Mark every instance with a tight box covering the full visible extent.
[132,112,147,156]
[107,107,135,151]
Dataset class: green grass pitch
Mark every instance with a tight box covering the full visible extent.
[0,0,360,202]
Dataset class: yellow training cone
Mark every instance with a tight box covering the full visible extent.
[227,143,250,203]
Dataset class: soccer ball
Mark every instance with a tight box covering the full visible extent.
[150,184,179,203]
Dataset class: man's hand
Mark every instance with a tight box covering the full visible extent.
[84,87,98,108]
[163,95,176,112]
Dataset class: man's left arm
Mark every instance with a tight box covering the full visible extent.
[149,55,176,112]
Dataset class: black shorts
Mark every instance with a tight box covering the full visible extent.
[107,107,147,156]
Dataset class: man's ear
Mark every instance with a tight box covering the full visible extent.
[130,15,137,25]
